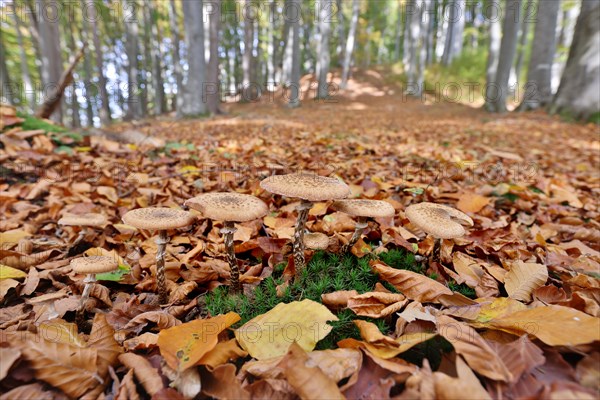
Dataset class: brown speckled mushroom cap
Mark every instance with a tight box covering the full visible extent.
[304,232,330,250]
[71,256,118,274]
[333,199,395,218]
[260,173,350,202]
[405,202,474,239]
[58,213,107,227]
[122,207,195,231]
[185,192,268,222]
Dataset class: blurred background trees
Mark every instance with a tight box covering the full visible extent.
[0,0,597,126]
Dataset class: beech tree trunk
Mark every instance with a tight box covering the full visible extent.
[147,3,166,115]
[181,0,207,116]
[551,0,600,120]
[0,38,12,104]
[519,0,560,111]
[485,0,522,113]
[288,0,301,107]
[442,0,466,65]
[169,0,183,115]
[207,0,221,114]
[11,4,34,110]
[37,0,64,123]
[242,0,255,101]
[316,0,332,99]
[341,0,359,89]
[88,0,111,124]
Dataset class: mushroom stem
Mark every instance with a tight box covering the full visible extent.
[76,273,96,322]
[292,200,313,277]
[155,230,169,304]
[432,237,442,265]
[221,221,241,293]
[73,227,89,246]
[341,217,368,254]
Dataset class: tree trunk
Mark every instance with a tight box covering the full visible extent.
[485,0,522,113]
[0,38,13,104]
[485,0,502,91]
[288,0,301,107]
[341,0,359,89]
[147,3,166,115]
[336,0,345,66]
[406,0,429,97]
[37,0,64,123]
[207,0,221,114]
[181,0,207,116]
[518,0,560,111]
[11,4,35,111]
[551,0,600,120]
[79,0,95,126]
[65,23,81,128]
[442,0,466,65]
[125,7,142,120]
[88,0,111,124]
[140,5,151,117]
[316,0,332,99]
[242,0,255,101]
[394,2,402,62]
[169,0,183,115]
[514,0,534,84]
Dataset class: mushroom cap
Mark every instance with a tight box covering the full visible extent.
[122,207,195,231]
[333,199,395,218]
[304,232,330,250]
[185,192,268,222]
[58,213,107,227]
[260,173,350,202]
[405,202,474,239]
[71,256,118,274]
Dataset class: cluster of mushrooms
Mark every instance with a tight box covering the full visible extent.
[68,173,474,309]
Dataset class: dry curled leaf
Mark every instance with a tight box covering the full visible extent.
[347,291,408,318]
[504,260,548,302]
[119,352,164,396]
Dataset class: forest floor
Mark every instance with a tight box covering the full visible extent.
[1,70,599,399]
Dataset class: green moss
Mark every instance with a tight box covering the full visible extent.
[447,280,476,299]
[17,113,66,133]
[206,249,414,349]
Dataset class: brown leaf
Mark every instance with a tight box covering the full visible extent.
[0,347,21,380]
[88,313,123,379]
[370,260,452,302]
[504,260,548,302]
[486,335,545,383]
[576,352,600,390]
[321,290,359,309]
[21,267,40,296]
[276,342,345,400]
[432,356,492,400]
[436,315,511,382]
[116,369,140,400]
[123,311,181,332]
[347,291,408,318]
[456,192,491,213]
[118,352,164,396]
[197,338,248,368]
[0,383,58,400]
[201,363,250,400]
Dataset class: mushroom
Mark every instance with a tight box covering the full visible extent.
[184,192,268,294]
[404,202,473,264]
[58,213,108,246]
[122,207,195,304]
[333,199,395,253]
[260,173,350,275]
[304,232,330,250]
[71,255,118,321]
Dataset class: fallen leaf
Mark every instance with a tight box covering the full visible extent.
[504,260,548,302]
[197,338,248,368]
[321,290,359,309]
[433,356,492,400]
[0,347,21,380]
[200,363,250,399]
[0,264,27,279]
[235,299,337,360]
[158,312,240,371]
[347,291,408,318]
[456,192,490,213]
[118,352,164,396]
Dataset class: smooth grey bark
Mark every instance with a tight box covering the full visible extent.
[267,1,276,85]
[125,7,142,120]
[0,38,12,104]
[207,0,221,114]
[65,23,81,128]
[394,2,402,61]
[140,6,151,116]
[281,0,292,84]
[316,0,332,99]
[169,0,183,115]
[79,0,95,126]
[442,0,466,65]
[519,0,560,111]
[514,0,535,83]
[485,0,522,113]
[242,0,255,101]
[37,0,64,123]
[551,0,600,120]
[341,0,359,89]
[335,0,345,66]
[181,0,207,116]
[405,0,429,97]
[288,0,301,107]
[11,4,34,110]
[485,0,502,90]
[147,3,166,115]
[88,0,111,124]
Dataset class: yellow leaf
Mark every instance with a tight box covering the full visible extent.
[456,192,490,213]
[0,264,27,280]
[0,230,32,249]
[38,319,86,347]
[197,339,248,368]
[96,186,119,203]
[235,299,338,360]
[157,312,240,371]
[488,305,600,346]
[504,261,548,302]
